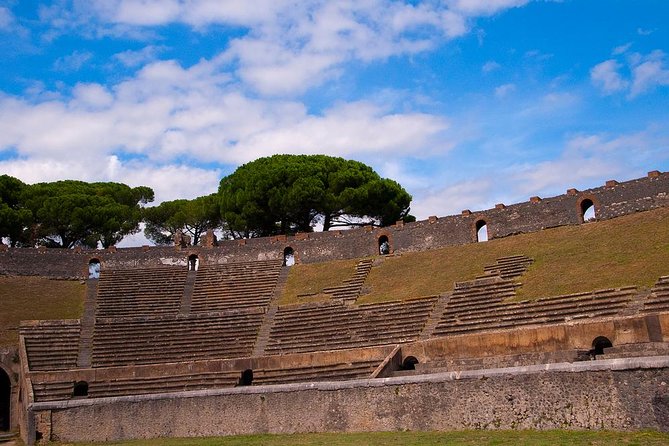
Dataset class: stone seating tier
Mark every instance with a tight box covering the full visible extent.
[478,255,534,280]
[266,296,438,354]
[31,359,382,402]
[96,266,188,317]
[20,321,81,371]
[91,310,265,367]
[641,276,669,312]
[190,260,282,312]
[433,287,636,337]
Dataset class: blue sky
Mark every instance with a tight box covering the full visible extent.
[1,0,668,224]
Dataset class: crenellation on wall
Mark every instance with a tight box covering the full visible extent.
[0,171,667,277]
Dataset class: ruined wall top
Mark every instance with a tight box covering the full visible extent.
[1,170,667,279]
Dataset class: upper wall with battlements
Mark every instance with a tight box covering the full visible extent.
[1,170,668,279]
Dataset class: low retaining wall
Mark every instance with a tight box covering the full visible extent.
[28,357,669,443]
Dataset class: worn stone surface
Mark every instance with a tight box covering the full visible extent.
[40,360,669,442]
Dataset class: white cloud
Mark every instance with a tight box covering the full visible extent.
[53,50,94,72]
[591,49,669,98]
[482,60,501,73]
[37,1,528,96]
[612,43,632,55]
[446,0,530,16]
[411,179,495,219]
[0,155,221,203]
[0,6,13,30]
[590,59,628,94]
[113,45,166,67]
[0,54,451,193]
[494,83,515,98]
[629,50,669,97]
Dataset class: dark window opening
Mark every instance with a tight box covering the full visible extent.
[283,247,295,267]
[581,199,596,222]
[401,356,419,371]
[188,254,199,271]
[476,220,488,242]
[378,235,390,255]
[88,259,101,279]
[0,368,11,431]
[72,381,89,398]
[239,369,253,386]
[592,336,613,356]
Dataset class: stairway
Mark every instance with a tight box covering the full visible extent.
[419,293,451,340]
[76,278,98,368]
[322,258,374,303]
[252,266,290,356]
[179,270,197,314]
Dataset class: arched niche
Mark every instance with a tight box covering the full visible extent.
[88,258,101,279]
[188,254,199,271]
[579,198,597,223]
[283,247,295,267]
[378,235,390,255]
[475,219,488,242]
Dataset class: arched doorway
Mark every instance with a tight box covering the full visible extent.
[283,247,295,266]
[476,220,488,242]
[239,369,253,386]
[0,367,10,431]
[88,258,101,279]
[378,235,390,255]
[72,381,89,398]
[401,356,419,371]
[592,336,613,356]
[188,254,199,271]
[580,199,596,222]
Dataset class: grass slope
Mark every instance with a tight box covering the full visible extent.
[283,206,669,305]
[47,430,669,446]
[280,257,360,305]
[0,276,85,347]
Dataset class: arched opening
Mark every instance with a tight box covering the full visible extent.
[592,336,613,356]
[88,258,101,279]
[0,367,10,431]
[401,356,419,371]
[378,235,390,255]
[239,369,253,386]
[580,199,596,222]
[188,254,199,271]
[283,247,295,267]
[72,381,89,398]
[476,220,488,242]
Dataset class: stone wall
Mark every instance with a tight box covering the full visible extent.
[29,358,669,443]
[1,171,668,279]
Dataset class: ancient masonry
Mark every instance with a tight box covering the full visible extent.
[1,170,669,444]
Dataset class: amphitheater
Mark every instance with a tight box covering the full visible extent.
[2,171,669,444]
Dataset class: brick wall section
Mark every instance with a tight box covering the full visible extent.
[1,172,668,278]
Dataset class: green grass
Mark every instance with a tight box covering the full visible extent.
[280,257,361,305]
[0,276,85,347]
[283,206,669,305]
[46,430,669,446]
